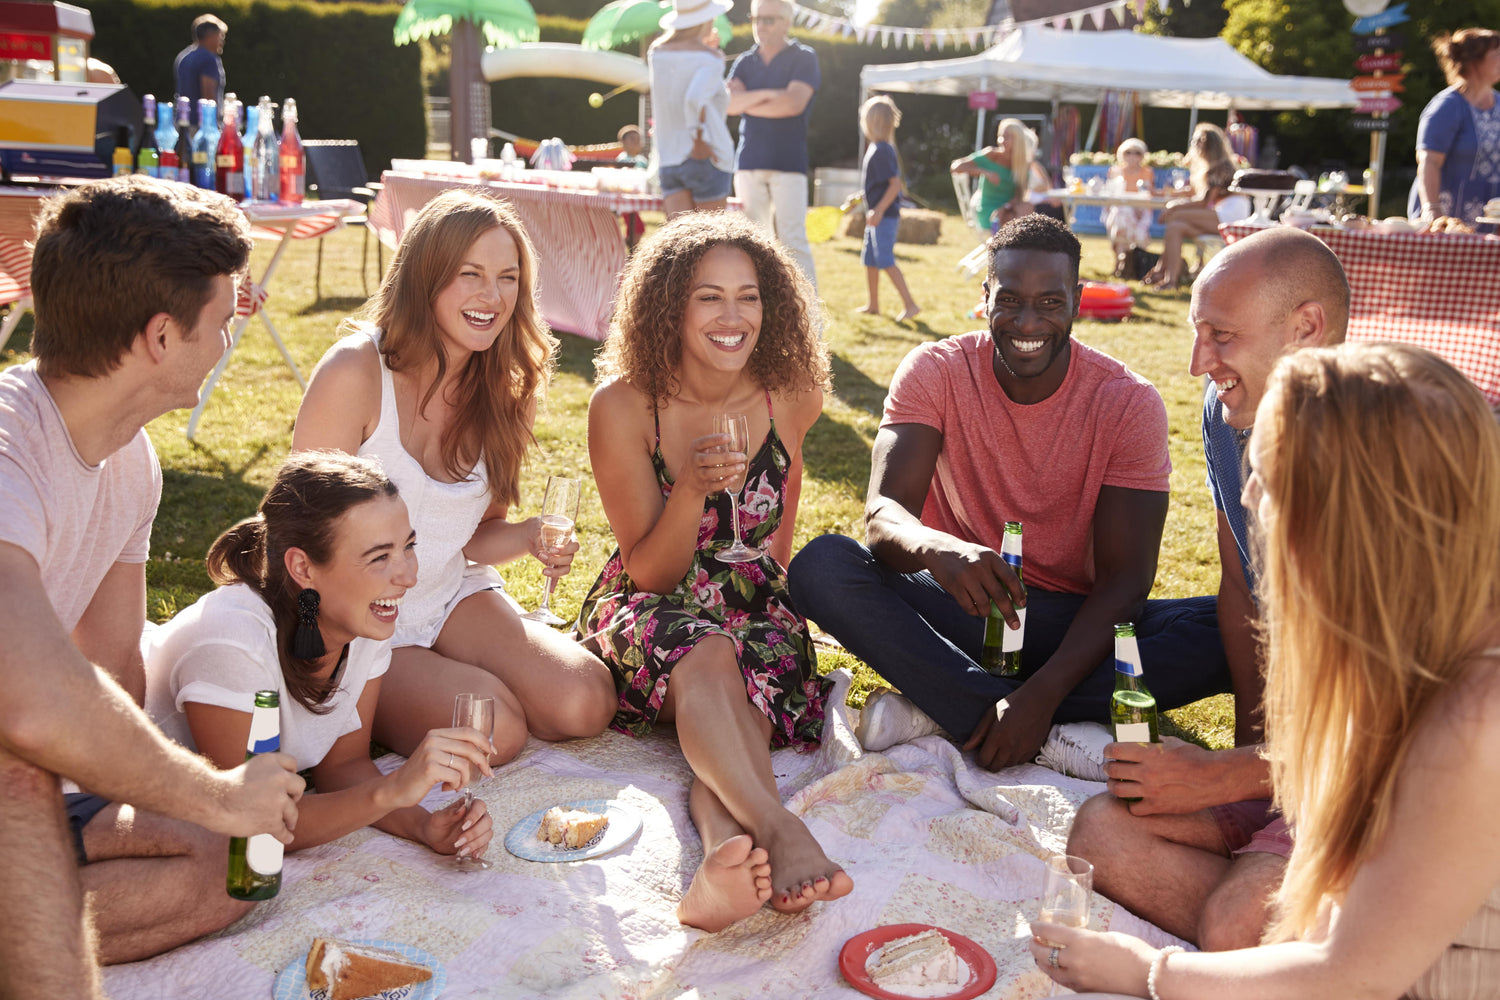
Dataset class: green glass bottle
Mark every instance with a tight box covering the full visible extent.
[1110,622,1160,745]
[981,522,1025,676]
[226,690,283,901]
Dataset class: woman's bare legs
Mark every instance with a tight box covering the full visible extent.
[374,647,529,762]
[1145,204,1220,287]
[660,636,853,927]
[663,190,695,219]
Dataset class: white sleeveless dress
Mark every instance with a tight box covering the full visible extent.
[356,328,505,649]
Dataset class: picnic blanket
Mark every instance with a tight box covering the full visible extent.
[103,671,1184,998]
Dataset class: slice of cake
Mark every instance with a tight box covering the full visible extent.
[305,938,432,1000]
[866,928,961,989]
[1485,197,1500,219]
[536,806,609,849]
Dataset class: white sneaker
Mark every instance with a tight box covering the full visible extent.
[855,688,945,751]
[1035,722,1114,782]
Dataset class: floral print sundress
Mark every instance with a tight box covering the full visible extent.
[577,393,830,749]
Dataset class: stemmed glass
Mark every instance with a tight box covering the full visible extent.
[448,692,495,871]
[712,412,761,563]
[522,475,581,626]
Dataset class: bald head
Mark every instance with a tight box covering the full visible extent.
[1201,228,1350,344]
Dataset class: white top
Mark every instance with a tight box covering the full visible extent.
[355,327,497,647]
[1215,193,1252,225]
[143,584,391,770]
[648,47,734,172]
[0,362,160,631]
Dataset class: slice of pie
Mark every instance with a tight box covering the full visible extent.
[537,806,610,849]
[866,928,961,989]
[305,937,432,1000]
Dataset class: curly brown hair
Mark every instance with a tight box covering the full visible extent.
[596,213,830,402]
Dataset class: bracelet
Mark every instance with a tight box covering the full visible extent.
[1147,945,1184,1000]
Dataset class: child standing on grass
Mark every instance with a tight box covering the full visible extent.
[854,96,920,322]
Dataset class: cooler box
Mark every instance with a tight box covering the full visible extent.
[0,79,141,180]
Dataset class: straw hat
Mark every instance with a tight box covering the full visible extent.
[661,0,733,31]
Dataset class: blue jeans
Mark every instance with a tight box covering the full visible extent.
[787,534,1230,740]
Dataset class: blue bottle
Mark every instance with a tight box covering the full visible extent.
[191,100,219,189]
[155,98,177,162]
[242,101,260,200]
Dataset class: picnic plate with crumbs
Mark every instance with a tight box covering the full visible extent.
[272,939,445,1000]
[839,924,996,1000]
[504,798,642,862]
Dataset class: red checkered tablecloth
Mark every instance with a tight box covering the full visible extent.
[1222,223,1500,403]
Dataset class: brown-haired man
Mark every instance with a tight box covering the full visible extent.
[0,176,303,999]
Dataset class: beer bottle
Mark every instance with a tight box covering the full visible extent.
[136,96,160,178]
[226,690,283,900]
[1110,622,1160,745]
[173,97,193,184]
[980,521,1025,676]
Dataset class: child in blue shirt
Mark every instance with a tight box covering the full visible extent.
[854,96,920,321]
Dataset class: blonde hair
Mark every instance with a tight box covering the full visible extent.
[357,189,555,509]
[860,95,901,144]
[996,118,1032,188]
[1187,122,1234,197]
[1257,343,1500,939]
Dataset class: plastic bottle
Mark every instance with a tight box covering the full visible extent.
[250,96,279,202]
[277,97,304,204]
[241,100,259,199]
[111,126,133,177]
[191,100,218,189]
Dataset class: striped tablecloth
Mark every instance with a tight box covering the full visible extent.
[369,171,666,341]
[0,187,45,309]
[1222,223,1500,404]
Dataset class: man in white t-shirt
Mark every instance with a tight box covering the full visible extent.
[0,176,304,999]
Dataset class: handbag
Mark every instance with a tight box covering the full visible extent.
[1129,247,1161,281]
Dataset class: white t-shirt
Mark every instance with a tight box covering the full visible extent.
[144,584,392,771]
[0,362,160,630]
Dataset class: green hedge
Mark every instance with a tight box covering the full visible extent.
[88,0,424,182]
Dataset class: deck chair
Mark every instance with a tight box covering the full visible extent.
[303,140,382,298]
[953,171,990,280]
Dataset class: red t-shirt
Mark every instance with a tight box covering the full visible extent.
[881,332,1170,595]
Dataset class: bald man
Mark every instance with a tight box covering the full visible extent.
[1066,228,1350,950]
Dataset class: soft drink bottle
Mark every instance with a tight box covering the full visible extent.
[278,97,304,205]
[173,97,193,184]
[111,126,133,177]
[216,99,244,200]
[241,100,259,199]
[250,97,279,202]
[137,95,160,178]
[155,97,177,162]
[191,100,217,189]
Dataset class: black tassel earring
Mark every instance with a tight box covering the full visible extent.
[292,588,326,659]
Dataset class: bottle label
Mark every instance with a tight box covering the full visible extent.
[279,155,300,169]
[225,174,244,196]
[216,154,237,168]
[245,832,284,875]
[1114,635,1143,677]
[246,703,280,754]
[192,152,209,165]
[1002,606,1026,652]
[1115,722,1152,743]
[1001,536,1022,563]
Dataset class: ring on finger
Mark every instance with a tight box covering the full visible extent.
[1048,945,1061,968]
[447,752,455,768]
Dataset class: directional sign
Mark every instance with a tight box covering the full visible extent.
[1353,32,1405,52]
[1356,95,1402,114]
[1352,4,1408,34]
[968,90,997,111]
[1352,74,1404,92]
[1352,116,1393,132]
[1356,53,1402,72]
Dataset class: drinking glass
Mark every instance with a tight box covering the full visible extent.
[712,412,761,563]
[522,475,581,626]
[448,693,495,870]
[1039,853,1093,929]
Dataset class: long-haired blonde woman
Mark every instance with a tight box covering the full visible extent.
[1142,123,1249,289]
[293,190,616,763]
[951,117,1032,231]
[1029,342,1500,1000]
[581,212,847,932]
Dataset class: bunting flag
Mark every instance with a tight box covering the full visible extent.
[784,0,1143,49]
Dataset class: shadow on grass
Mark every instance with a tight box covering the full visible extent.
[297,295,368,317]
[555,329,603,384]
[803,410,874,499]
[157,455,273,554]
[829,353,888,418]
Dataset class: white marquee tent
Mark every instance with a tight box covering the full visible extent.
[860,24,1359,112]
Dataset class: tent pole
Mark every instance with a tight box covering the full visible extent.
[975,76,989,151]
[1368,130,1386,218]
[1187,97,1199,145]
[1084,94,1102,153]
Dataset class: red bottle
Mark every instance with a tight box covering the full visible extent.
[278,97,304,205]
[216,99,245,201]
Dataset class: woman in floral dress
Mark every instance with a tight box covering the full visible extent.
[579,212,847,932]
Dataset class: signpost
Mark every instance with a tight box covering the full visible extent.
[1345,0,1407,215]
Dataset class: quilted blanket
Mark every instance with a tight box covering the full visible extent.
[103,671,1184,998]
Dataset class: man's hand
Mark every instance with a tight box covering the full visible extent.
[925,540,1025,626]
[1103,736,1224,815]
[212,752,304,842]
[964,686,1054,771]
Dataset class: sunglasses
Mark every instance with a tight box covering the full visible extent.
[753,15,784,24]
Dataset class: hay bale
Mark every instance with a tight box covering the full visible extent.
[836,207,943,245]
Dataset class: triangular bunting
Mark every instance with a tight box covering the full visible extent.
[1111,0,1127,24]
[1133,0,1146,18]
[1087,7,1105,29]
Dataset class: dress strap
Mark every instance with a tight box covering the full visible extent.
[764,388,774,424]
[653,401,661,449]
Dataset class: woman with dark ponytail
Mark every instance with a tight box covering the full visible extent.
[144,452,498,861]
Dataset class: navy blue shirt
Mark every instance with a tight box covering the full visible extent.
[173,45,224,126]
[1202,382,1256,596]
[861,140,901,222]
[728,40,820,174]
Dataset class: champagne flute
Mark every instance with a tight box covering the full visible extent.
[1039,853,1093,928]
[448,692,495,871]
[522,475,581,626]
[712,412,761,563]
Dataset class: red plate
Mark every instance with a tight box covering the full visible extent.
[839,924,998,1000]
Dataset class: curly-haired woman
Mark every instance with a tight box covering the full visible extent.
[579,212,848,931]
[292,190,616,765]
[1410,28,1499,233]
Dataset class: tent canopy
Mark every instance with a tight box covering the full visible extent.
[860,25,1359,111]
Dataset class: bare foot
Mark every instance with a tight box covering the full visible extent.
[760,813,854,914]
[895,305,921,322]
[852,304,879,315]
[677,834,773,932]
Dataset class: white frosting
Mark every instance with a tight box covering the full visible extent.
[866,931,967,996]
[318,941,347,984]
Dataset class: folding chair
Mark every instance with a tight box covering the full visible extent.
[303,140,383,297]
[953,172,990,280]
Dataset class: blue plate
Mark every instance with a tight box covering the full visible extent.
[272,939,445,1000]
[504,799,642,862]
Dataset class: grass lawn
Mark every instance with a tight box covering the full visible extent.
[0,206,1233,750]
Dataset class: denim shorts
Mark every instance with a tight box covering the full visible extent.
[861,215,899,269]
[65,792,112,865]
[659,158,733,202]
